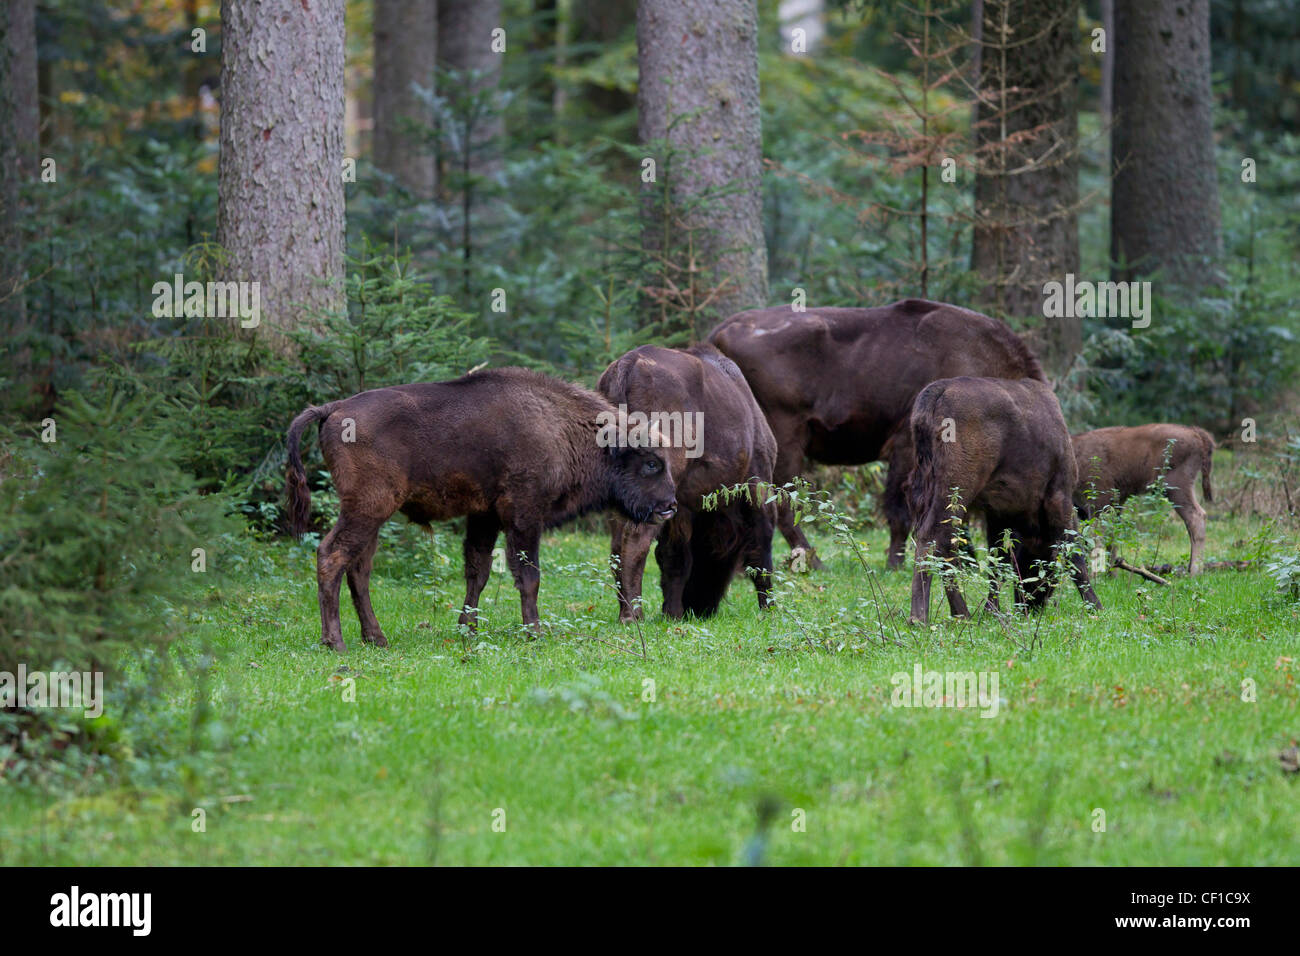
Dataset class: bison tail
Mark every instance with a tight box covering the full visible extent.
[908,388,944,523]
[285,402,338,538]
[1194,426,1215,502]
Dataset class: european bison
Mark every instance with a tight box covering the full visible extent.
[907,377,1101,624]
[708,298,1044,570]
[285,368,679,650]
[1072,424,1215,575]
[598,344,777,621]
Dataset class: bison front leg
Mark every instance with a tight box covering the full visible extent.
[459,512,501,631]
[776,499,823,571]
[882,438,914,570]
[655,519,692,618]
[505,524,544,633]
[1047,493,1102,612]
[740,501,776,610]
[610,516,659,622]
[983,518,1012,613]
[771,437,824,571]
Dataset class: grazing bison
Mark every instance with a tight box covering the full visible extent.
[1072,424,1215,575]
[708,299,1044,570]
[907,377,1101,624]
[598,344,777,621]
[285,368,679,651]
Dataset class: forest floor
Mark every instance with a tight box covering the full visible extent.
[3,506,1299,865]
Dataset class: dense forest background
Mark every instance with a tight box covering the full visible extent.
[1,0,1298,676]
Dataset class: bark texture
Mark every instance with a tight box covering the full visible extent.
[1111,0,1222,286]
[217,0,346,335]
[637,0,768,323]
[970,0,1080,376]
[373,0,437,197]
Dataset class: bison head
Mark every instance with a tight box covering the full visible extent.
[608,446,678,524]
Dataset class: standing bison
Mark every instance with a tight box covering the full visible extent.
[598,344,777,621]
[1072,424,1215,575]
[907,376,1101,624]
[708,298,1044,569]
[285,368,679,651]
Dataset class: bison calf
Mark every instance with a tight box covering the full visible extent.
[598,344,777,621]
[1072,424,1214,575]
[908,377,1101,624]
[285,368,679,650]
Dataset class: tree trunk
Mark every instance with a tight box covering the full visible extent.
[637,0,768,328]
[1,0,37,336]
[1111,0,1221,286]
[217,0,346,338]
[971,0,1080,377]
[373,0,437,198]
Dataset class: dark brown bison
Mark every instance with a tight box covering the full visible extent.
[598,344,777,621]
[708,299,1044,570]
[285,367,679,650]
[1072,424,1215,575]
[907,376,1101,624]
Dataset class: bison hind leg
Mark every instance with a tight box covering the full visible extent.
[1165,465,1207,575]
[318,513,388,651]
[346,532,387,647]
[883,436,914,570]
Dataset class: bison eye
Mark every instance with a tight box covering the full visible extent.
[640,457,662,476]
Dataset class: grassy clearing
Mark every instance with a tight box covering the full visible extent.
[2,507,1298,866]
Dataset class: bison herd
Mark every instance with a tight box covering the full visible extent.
[286,298,1217,650]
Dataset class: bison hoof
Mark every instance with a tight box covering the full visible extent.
[362,631,389,648]
[321,637,347,652]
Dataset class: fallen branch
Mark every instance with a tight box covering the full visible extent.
[1115,558,1170,586]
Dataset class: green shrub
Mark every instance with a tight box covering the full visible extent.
[0,386,235,677]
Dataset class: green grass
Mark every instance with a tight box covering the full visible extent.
[3,508,1298,865]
